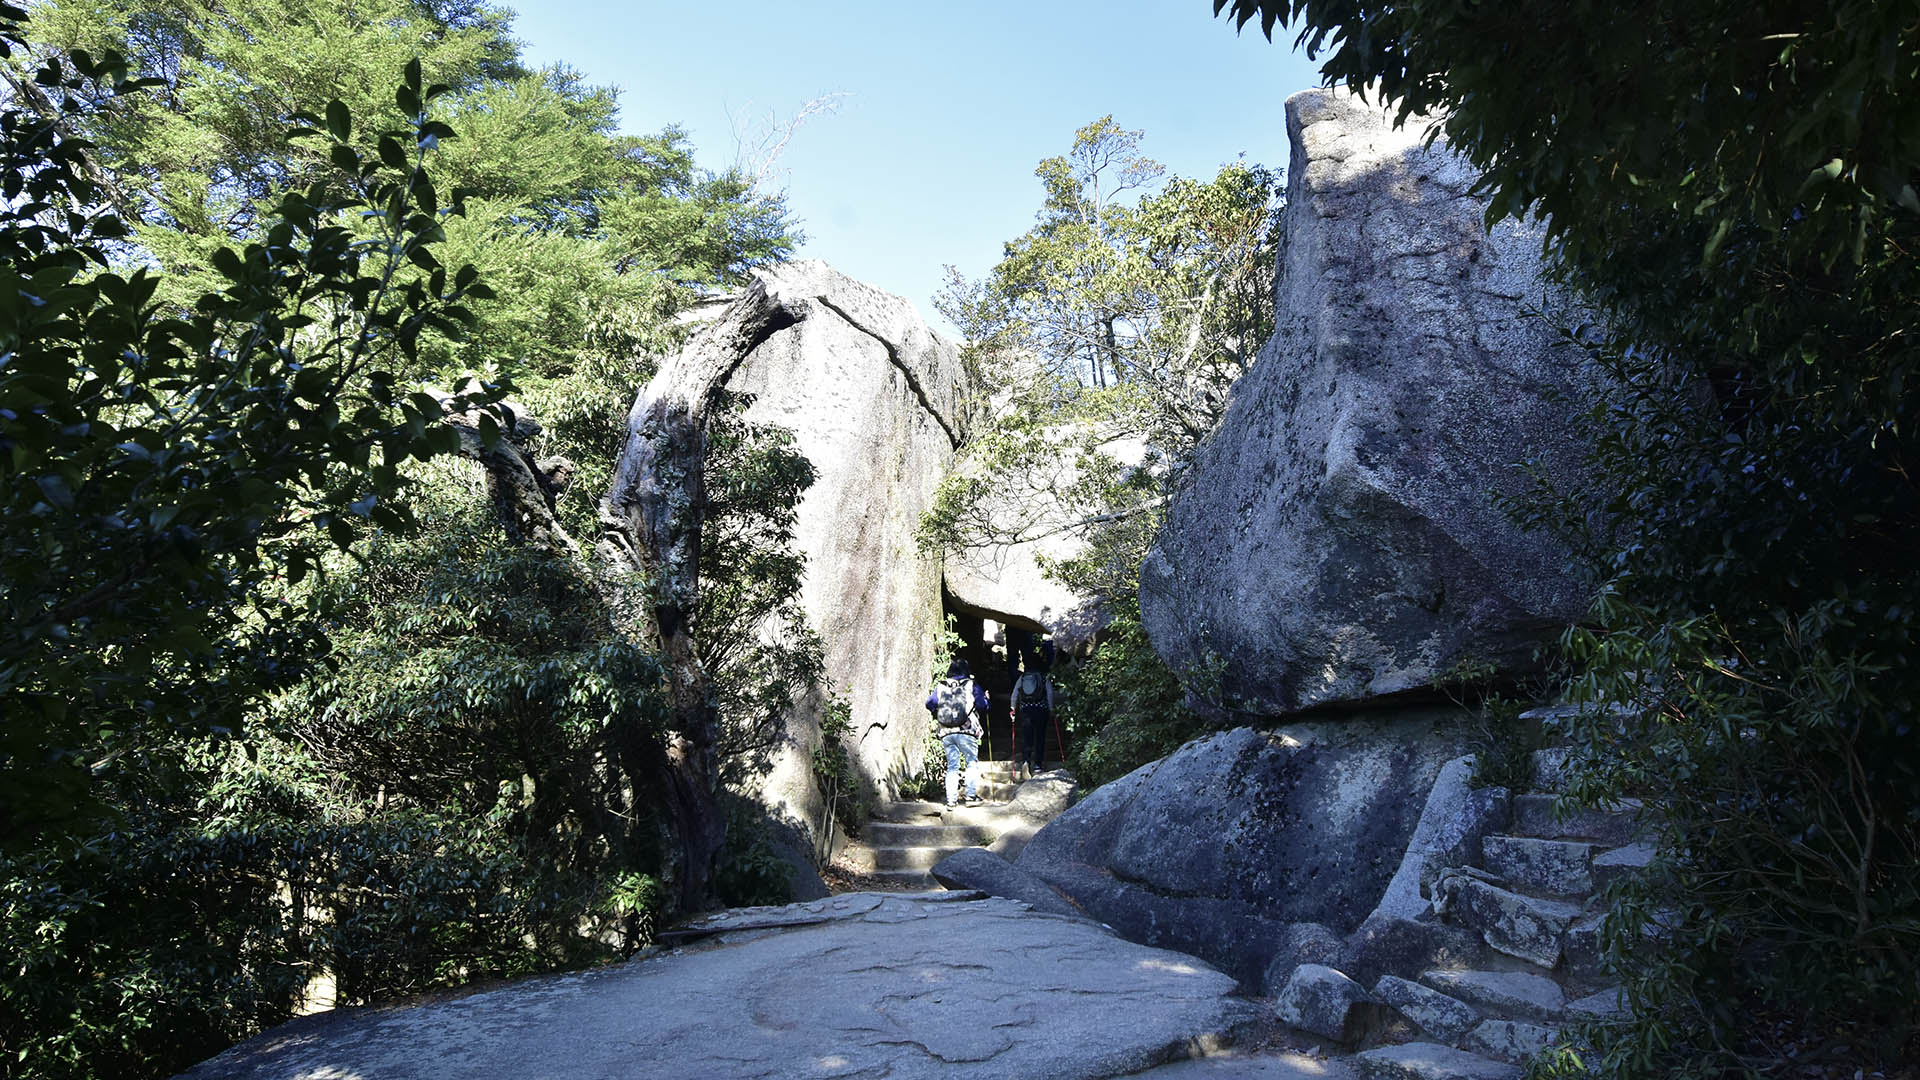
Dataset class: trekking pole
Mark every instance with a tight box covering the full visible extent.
[1050,710,1067,773]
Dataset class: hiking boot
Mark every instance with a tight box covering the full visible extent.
[964,795,984,807]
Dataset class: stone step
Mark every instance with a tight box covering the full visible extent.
[1561,913,1606,976]
[1464,1019,1561,1064]
[908,781,1019,800]
[866,845,971,872]
[868,868,937,889]
[1373,974,1480,1042]
[970,759,1067,774]
[871,800,1011,824]
[1567,986,1625,1019]
[1591,841,1654,891]
[866,821,996,847]
[1433,872,1583,968]
[1529,747,1573,793]
[1511,794,1642,845]
[1357,1042,1521,1080]
[1480,836,1593,897]
[1417,969,1566,1023]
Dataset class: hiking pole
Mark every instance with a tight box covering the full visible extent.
[1050,710,1068,773]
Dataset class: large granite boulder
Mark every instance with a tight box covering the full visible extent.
[676,261,968,840]
[1139,88,1602,717]
[1014,718,1469,986]
[944,532,1095,642]
[930,847,1082,917]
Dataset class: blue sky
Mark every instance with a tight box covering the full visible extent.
[505,2,1322,333]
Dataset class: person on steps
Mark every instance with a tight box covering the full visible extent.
[926,658,987,808]
[1011,650,1055,781]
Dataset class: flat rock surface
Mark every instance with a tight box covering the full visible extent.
[1418,969,1566,1022]
[1132,1050,1360,1078]
[1357,1042,1522,1080]
[180,892,1259,1080]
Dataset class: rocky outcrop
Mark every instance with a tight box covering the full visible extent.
[1140,87,1602,716]
[944,530,1095,642]
[1275,964,1379,1044]
[665,261,967,843]
[930,847,1082,916]
[1271,744,1648,1076]
[1013,718,1469,986]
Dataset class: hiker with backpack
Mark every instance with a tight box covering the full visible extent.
[925,658,989,808]
[1010,650,1055,781]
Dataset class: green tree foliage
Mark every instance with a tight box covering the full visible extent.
[699,392,823,784]
[939,116,1279,457]
[0,20,519,1074]
[1,3,812,1075]
[931,118,1279,586]
[16,0,794,385]
[0,25,490,848]
[1218,0,1920,1071]
[930,118,1280,777]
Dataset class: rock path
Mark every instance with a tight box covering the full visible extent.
[837,762,1069,889]
[181,890,1332,1080]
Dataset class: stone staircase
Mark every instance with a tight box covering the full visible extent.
[839,761,1062,889]
[1352,748,1652,1080]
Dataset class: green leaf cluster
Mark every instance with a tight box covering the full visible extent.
[1056,595,1219,787]
[698,392,824,786]
[15,0,796,390]
[0,17,491,848]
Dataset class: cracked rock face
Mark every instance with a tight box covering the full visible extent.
[1140,88,1603,717]
[181,893,1256,1080]
[693,261,968,836]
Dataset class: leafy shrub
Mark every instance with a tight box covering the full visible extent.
[711,795,798,909]
[809,696,866,839]
[1433,658,1552,793]
[0,745,617,1080]
[1540,594,1920,1076]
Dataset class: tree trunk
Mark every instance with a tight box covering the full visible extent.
[593,281,804,912]
[440,277,804,913]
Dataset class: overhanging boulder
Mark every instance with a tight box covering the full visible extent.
[1139,88,1603,717]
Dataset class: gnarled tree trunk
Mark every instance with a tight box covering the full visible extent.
[441,280,806,912]
[593,281,803,910]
